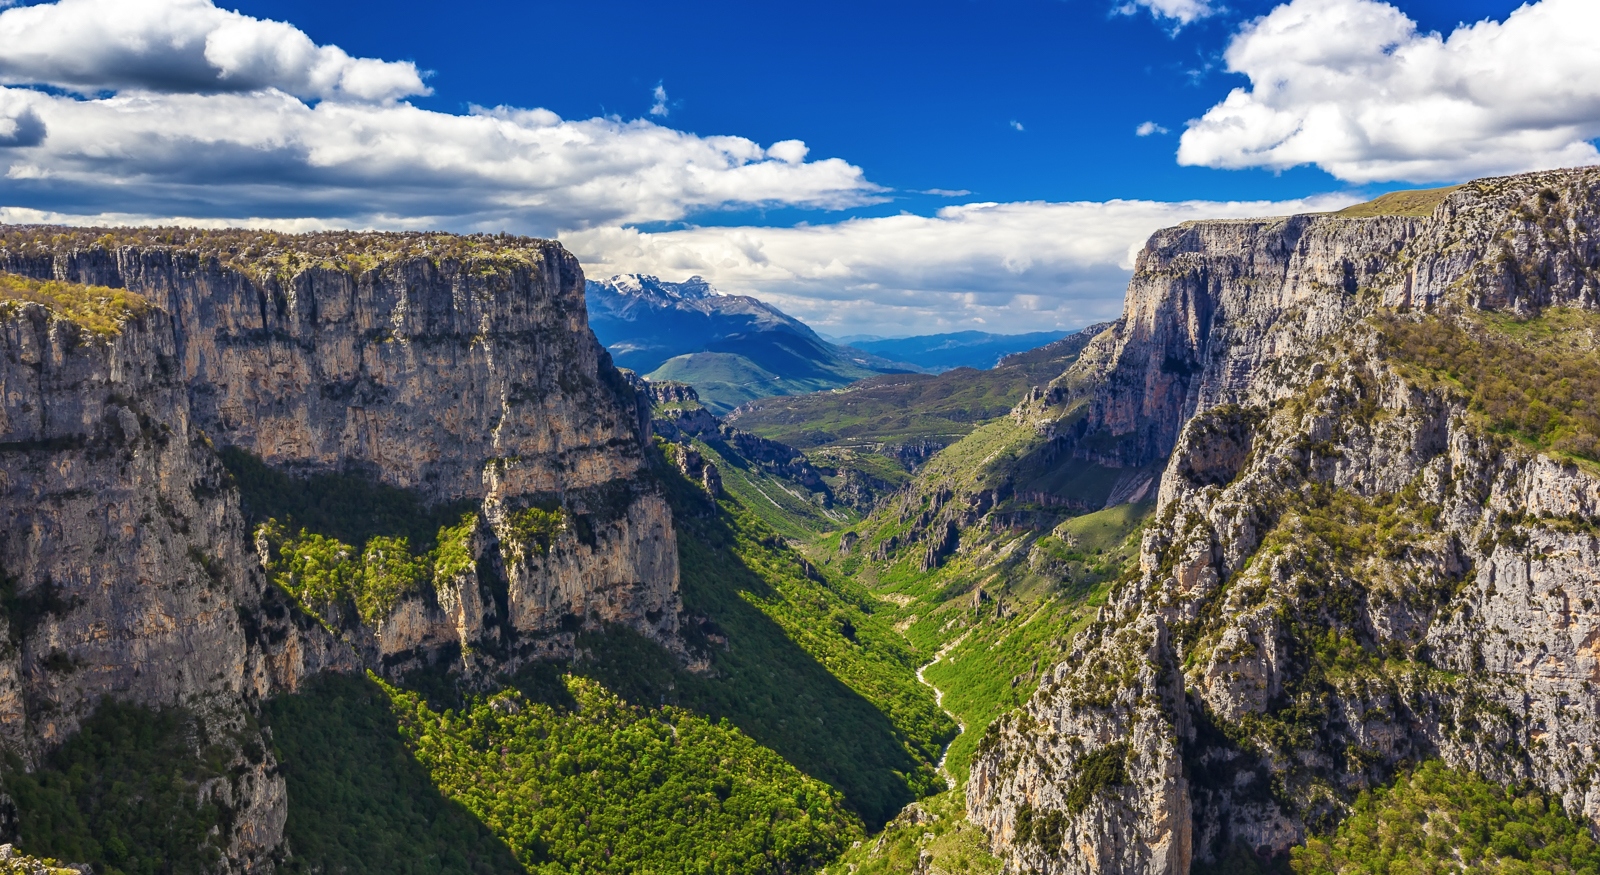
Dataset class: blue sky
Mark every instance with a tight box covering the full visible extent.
[227,0,1524,220]
[0,0,1596,334]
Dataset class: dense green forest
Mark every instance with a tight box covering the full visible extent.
[1292,761,1600,874]
[267,671,857,875]
[3,703,238,875]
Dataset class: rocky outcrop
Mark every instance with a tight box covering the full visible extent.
[0,227,683,871]
[970,167,1600,872]
[647,381,831,500]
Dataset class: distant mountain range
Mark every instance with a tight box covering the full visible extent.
[828,330,1071,372]
[585,275,922,413]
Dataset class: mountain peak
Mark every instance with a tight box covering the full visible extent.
[595,274,716,302]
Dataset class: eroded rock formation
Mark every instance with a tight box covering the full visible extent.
[0,228,681,870]
[970,167,1600,873]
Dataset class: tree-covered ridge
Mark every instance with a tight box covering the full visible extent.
[1292,761,1600,874]
[0,271,151,335]
[3,703,242,875]
[384,672,860,875]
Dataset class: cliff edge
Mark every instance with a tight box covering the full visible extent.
[971,167,1600,873]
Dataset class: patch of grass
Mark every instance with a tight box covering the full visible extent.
[1330,186,1461,218]
[0,272,152,335]
[1292,760,1600,874]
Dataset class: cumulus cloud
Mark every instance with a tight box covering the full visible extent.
[649,82,669,117]
[0,0,429,102]
[1179,0,1600,183]
[0,0,884,233]
[1010,120,1025,131]
[1136,121,1169,136]
[563,193,1358,335]
[1115,0,1222,28]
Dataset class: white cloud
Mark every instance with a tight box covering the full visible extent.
[1010,120,1025,131]
[767,140,809,164]
[915,188,972,197]
[1136,121,1169,136]
[0,0,428,102]
[1115,0,1222,28]
[1179,0,1600,184]
[0,1,884,234]
[649,82,668,117]
[562,193,1359,336]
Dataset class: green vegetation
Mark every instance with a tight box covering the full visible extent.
[691,436,851,540]
[622,455,953,824]
[1062,742,1130,814]
[647,335,888,415]
[502,506,567,559]
[0,227,559,283]
[822,789,1000,875]
[0,847,81,875]
[1292,761,1600,874]
[263,673,524,875]
[1331,186,1461,218]
[4,702,238,875]
[257,516,475,625]
[0,271,151,335]
[223,447,484,625]
[1379,308,1600,461]
[266,670,859,875]
[387,672,859,874]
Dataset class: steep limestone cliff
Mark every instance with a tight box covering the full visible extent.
[969,167,1600,873]
[0,228,681,870]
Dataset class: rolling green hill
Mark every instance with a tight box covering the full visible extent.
[647,330,918,414]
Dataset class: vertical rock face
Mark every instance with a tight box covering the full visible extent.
[971,167,1600,873]
[0,228,683,870]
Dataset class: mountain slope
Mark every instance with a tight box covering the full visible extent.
[728,326,1110,510]
[969,166,1600,874]
[0,230,945,874]
[586,274,920,412]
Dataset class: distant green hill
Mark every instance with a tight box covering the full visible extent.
[725,325,1108,505]
[590,275,920,412]
[646,330,915,414]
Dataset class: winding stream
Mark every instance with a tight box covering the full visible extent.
[916,631,969,780]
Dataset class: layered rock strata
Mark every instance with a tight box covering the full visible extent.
[970,167,1600,873]
[0,228,681,870]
